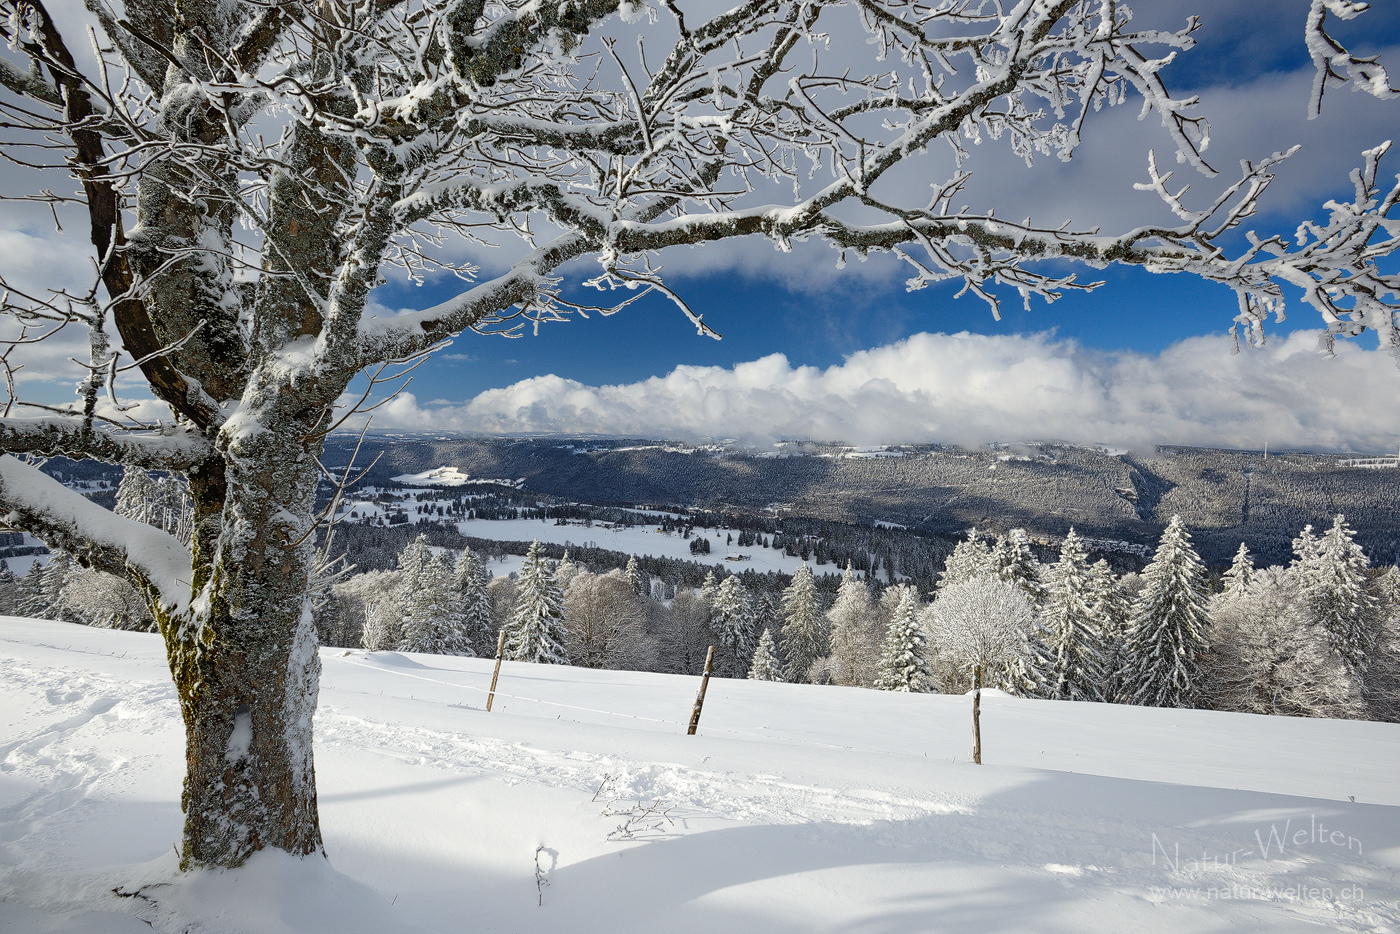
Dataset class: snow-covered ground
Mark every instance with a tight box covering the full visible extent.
[4,615,1400,933]
[451,517,821,577]
[340,487,830,577]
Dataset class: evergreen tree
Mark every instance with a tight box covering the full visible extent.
[504,540,569,664]
[1301,514,1378,676]
[400,551,472,655]
[625,556,646,597]
[1087,559,1131,701]
[0,563,19,616]
[993,528,1046,606]
[453,547,495,656]
[938,528,994,591]
[780,563,827,683]
[1120,516,1211,708]
[747,629,784,682]
[1221,543,1254,601]
[874,589,933,693]
[1291,524,1321,573]
[1038,530,1107,701]
[710,575,755,676]
[827,562,876,687]
[16,561,46,618]
[21,553,76,621]
[699,570,718,605]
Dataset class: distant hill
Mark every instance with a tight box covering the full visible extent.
[325,437,1400,568]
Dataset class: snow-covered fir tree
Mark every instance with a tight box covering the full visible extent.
[826,562,877,687]
[1036,530,1108,701]
[400,550,473,655]
[21,552,77,621]
[15,561,46,619]
[874,589,933,693]
[1120,516,1211,708]
[1087,559,1131,701]
[625,556,646,597]
[504,541,570,665]
[699,571,719,606]
[939,528,994,592]
[1300,515,1379,676]
[780,563,827,683]
[1220,543,1254,602]
[710,575,756,677]
[0,563,19,616]
[453,547,495,656]
[993,529,1046,606]
[747,629,784,682]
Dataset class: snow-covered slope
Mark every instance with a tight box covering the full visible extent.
[3,616,1399,933]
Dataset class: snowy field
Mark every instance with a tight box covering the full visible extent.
[3,616,1400,933]
[343,485,825,577]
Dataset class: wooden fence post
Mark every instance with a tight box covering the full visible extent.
[972,663,983,765]
[687,646,716,735]
[486,629,506,712]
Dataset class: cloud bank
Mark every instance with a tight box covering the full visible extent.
[360,330,1400,452]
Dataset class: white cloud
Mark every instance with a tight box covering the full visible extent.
[357,330,1400,452]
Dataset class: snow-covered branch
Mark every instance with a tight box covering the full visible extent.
[0,417,213,470]
[0,455,192,613]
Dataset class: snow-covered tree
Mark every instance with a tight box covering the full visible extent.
[938,529,994,592]
[22,552,76,621]
[625,556,646,597]
[1220,543,1255,602]
[826,563,877,687]
[1208,567,1363,718]
[63,565,155,631]
[0,0,1393,870]
[874,589,933,693]
[929,576,1037,690]
[1120,516,1212,708]
[699,572,719,606]
[360,601,399,653]
[504,542,569,665]
[709,575,756,677]
[1036,530,1109,701]
[1300,515,1379,676]
[115,468,194,547]
[563,569,651,670]
[400,551,473,656]
[993,529,1047,607]
[453,547,495,657]
[1087,560,1132,702]
[748,629,784,682]
[780,564,827,683]
[656,589,714,676]
[554,551,582,591]
[0,562,19,616]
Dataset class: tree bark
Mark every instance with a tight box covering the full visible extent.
[167,418,325,868]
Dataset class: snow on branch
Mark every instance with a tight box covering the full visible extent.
[1306,0,1398,120]
[0,417,213,470]
[0,454,192,613]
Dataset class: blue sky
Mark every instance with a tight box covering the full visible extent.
[361,1,1400,419]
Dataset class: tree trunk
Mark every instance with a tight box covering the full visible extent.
[972,664,983,766]
[164,419,325,868]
